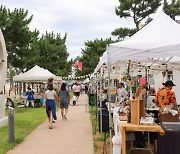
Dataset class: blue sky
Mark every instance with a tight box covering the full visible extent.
[1,0,166,60]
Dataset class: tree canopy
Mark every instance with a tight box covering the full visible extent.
[0,6,38,72]
[115,0,162,30]
[111,27,136,40]
[0,5,71,76]
[163,0,180,20]
[30,32,70,76]
[75,38,117,76]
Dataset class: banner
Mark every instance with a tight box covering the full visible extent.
[60,74,91,81]
[74,62,83,71]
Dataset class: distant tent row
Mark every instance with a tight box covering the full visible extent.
[13,65,61,82]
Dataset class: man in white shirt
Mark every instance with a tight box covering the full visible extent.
[117,82,128,103]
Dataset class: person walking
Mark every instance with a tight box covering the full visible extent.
[26,87,35,107]
[45,77,58,123]
[59,82,70,120]
[44,83,59,129]
[72,82,81,102]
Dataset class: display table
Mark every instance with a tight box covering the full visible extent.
[158,123,180,154]
[119,123,165,154]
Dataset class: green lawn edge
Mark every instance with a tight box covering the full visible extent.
[0,108,47,154]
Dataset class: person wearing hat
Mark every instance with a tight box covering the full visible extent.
[154,80,177,114]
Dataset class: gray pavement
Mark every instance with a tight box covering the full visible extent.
[7,94,94,154]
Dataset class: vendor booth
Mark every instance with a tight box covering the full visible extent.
[12,65,60,107]
[13,65,57,81]
[92,12,180,154]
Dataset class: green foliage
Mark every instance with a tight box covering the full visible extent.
[163,0,180,20]
[0,6,38,72]
[29,31,70,76]
[115,0,162,30]
[0,5,71,76]
[76,38,117,76]
[111,27,137,40]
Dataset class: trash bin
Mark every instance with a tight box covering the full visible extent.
[98,108,109,133]
[89,94,96,106]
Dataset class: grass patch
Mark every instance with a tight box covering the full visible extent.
[0,107,47,154]
[89,106,110,154]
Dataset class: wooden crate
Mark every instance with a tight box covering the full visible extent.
[131,99,145,124]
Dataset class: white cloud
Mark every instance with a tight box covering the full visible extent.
[1,0,144,60]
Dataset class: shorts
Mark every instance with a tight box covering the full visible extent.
[74,92,80,97]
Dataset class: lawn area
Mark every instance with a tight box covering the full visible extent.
[89,106,110,154]
[0,108,47,154]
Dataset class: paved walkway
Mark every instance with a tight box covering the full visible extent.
[7,94,94,154]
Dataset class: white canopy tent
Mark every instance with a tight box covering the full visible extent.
[13,65,57,81]
[105,12,180,105]
[92,12,180,153]
[107,12,180,63]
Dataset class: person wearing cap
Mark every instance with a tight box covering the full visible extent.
[154,80,177,114]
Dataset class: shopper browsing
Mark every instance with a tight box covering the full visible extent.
[26,87,35,107]
[44,83,59,129]
[117,82,128,103]
[59,82,70,119]
[154,80,177,114]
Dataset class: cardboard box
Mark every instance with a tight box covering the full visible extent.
[131,99,145,124]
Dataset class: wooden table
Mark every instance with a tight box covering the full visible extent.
[120,123,165,154]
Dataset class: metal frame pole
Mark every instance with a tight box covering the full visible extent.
[100,67,103,133]
[107,60,112,154]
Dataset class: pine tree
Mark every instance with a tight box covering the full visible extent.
[111,28,136,40]
[31,31,70,76]
[163,0,180,20]
[0,6,37,72]
[115,0,162,30]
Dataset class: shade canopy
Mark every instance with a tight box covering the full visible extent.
[13,65,56,81]
[107,12,180,63]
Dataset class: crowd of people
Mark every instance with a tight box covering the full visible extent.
[39,78,90,129]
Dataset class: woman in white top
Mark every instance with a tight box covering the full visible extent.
[44,83,58,129]
[117,82,128,103]
[72,82,81,101]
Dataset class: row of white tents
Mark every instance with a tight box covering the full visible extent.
[13,65,62,82]
[92,12,180,154]
[94,12,180,73]
[93,12,180,104]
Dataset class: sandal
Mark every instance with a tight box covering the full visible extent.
[49,124,52,129]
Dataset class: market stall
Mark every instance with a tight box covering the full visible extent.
[92,12,180,154]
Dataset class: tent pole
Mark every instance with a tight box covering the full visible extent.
[107,60,112,154]
[100,67,103,133]
[145,67,148,108]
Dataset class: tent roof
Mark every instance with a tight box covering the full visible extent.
[107,12,180,63]
[13,65,56,81]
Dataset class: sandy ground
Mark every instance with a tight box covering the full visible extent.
[7,94,94,154]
